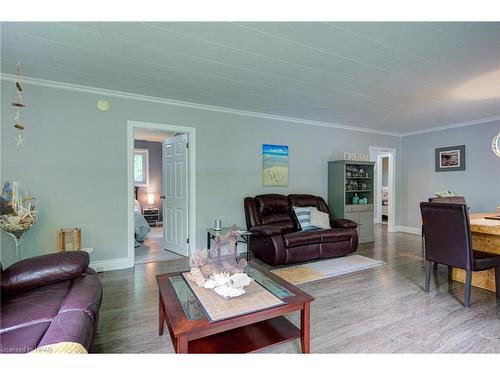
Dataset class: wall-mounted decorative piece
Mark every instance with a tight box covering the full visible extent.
[0,181,38,260]
[492,132,500,157]
[343,152,370,161]
[435,145,466,172]
[96,99,110,112]
[262,144,288,186]
[12,62,27,147]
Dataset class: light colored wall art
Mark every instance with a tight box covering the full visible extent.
[262,144,288,187]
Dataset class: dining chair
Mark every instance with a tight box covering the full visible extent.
[425,196,467,270]
[420,202,500,307]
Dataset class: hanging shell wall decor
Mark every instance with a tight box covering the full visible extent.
[12,62,26,147]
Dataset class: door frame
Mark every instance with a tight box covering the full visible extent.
[369,146,396,233]
[127,120,196,268]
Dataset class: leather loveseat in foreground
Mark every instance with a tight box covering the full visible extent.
[244,194,359,266]
[0,251,103,353]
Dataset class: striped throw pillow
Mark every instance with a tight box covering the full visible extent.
[293,206,315,231]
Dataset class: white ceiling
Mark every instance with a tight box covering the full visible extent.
[1,22,499,134]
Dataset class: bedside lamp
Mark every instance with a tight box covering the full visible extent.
[147,193,155,208]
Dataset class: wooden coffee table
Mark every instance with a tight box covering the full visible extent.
[156,262,314,353]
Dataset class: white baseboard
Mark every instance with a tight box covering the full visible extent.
[90,257,132,272]
[395,225,422,236]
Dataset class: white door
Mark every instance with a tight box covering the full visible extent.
[163,133,188,256]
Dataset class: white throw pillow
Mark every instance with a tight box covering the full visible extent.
[310,207,331,229]
[293,206,315,230]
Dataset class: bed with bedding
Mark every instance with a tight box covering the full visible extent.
[381,186,388,217]
[134,187,151,247]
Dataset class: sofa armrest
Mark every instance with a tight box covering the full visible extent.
[1,251,90,295]
[330,219,358,229]
[249,225,282,236]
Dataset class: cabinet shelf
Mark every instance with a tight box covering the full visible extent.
[328,160,375,244]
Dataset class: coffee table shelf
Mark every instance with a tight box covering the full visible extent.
[188,316,300,353]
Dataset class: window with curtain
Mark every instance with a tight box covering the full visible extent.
[134,148,149,186]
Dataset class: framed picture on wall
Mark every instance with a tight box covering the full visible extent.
[262,144,289,186]
[435,145,466,172]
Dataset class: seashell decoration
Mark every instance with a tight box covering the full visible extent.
[12,62,26,147]
[202,272,253,299]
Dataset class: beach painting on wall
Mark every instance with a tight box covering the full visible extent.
[262,144,288,186]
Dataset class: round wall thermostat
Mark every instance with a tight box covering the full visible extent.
[96,100,110,112]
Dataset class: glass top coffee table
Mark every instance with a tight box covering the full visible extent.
[156,262,314,354]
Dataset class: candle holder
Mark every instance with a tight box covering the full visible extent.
[214,219,222,231]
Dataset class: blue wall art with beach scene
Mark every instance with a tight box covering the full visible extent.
[262,144,289,186]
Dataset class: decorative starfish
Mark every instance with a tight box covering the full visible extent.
[18,205,37,222]
[15,133,25,147]
[13,110,20,122]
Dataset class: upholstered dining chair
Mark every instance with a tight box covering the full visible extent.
[420,202,500,307]
[424,196,467,270]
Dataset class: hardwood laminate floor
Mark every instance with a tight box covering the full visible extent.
[92,225,500,353]
[134,226,184,265]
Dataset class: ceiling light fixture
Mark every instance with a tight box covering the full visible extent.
[454,69,500,100]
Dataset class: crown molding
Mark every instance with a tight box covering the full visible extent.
[401,115,500,137]
[3,73,497,137]
[0,73,401,137]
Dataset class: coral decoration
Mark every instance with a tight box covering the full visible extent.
[186,225,250,299]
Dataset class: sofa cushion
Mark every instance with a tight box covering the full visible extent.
[58,272,103,323]
[1,280,72,333]
[255,194,295,231]
[288,194,329,213]
[1,251,90,295]
[0,322,51,353]
[38,310,95,350]
[283,230,321,248]
[317,229,353,243]
[310,207,331,229]
[293,206,315,230]
[286,244,320,264]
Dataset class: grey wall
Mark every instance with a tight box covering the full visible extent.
[0,81,401,267]
[134,140,163,221]
[401,120,500,229]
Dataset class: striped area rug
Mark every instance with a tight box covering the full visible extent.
[271,254,384,285]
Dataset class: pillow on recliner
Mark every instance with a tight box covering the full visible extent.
[310,207,331,229]
[293,206,315,230]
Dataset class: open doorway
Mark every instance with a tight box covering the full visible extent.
[127,121,197,268]
[380,156,389,226]
[369,146,396,233]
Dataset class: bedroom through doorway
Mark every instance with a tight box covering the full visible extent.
[133,127,187,265]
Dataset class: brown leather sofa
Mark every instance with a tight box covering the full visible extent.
[244,194,358,265]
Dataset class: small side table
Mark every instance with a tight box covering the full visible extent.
[143,207,160,226]
[205,226,253,261]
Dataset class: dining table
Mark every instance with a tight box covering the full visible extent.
[451,212,500,292]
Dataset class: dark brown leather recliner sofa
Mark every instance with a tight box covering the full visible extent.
[244,194,358,266]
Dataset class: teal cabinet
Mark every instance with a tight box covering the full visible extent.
[328,160,375,243]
